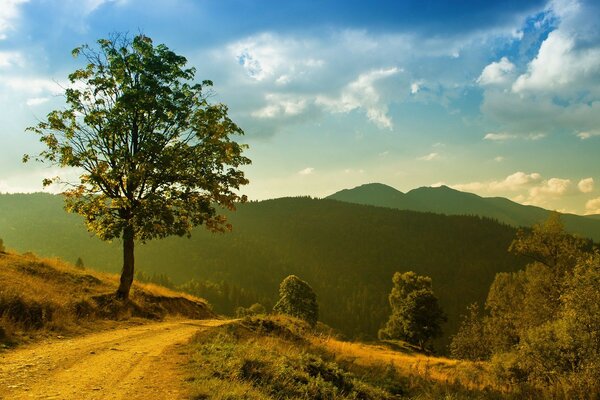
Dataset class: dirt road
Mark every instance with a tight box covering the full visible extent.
[0,319,224,399]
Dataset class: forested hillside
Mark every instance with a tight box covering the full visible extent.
[328,183,600,241]
[0,193,528,347]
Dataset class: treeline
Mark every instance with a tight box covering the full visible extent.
[0,194,529,347]
[135,271,272,315]
[450,213,599,398]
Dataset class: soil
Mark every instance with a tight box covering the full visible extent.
[0,319,226,399]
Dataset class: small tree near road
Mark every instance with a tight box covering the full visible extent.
[26,34,250,299]
[379,271,446,350]
[273,275,318,326]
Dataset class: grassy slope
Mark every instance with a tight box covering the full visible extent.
[183,315,528,400]
[0,250,213,346]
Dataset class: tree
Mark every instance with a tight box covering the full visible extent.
[26,34,250,299]
[273,275,318,326]
[379,271,446,350]
[0,238,5,253]
[75,257,85,270]
[449,303,490,360]
[509,212,588,275]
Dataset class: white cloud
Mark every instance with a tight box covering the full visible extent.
[0,76,63,95]
[452,171,542,193]
[577,130,600,139]
[586,197,600,215]
[417,152,439,161]
[452,172,576,208]
[477,57,515,86]
[26,97,50,106]
[230,33,324,83]
[316,67,400,129]
[578,178,594,193]
[298,167,315,176]
[0,0,28,40]
[494,156,505,162]
[530,178,571,197]
[0,51,24,68]
[251,94,307,118]
[483,132,516,141]
[512,30,600,94]
[410,80,424,94]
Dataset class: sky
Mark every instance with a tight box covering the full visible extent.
[0,0,599,215]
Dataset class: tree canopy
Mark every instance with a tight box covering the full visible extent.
[26,34,250,298]
[273,275,319,326]
[379,271,446,350]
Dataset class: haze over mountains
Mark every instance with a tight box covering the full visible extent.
[327,183,600,241]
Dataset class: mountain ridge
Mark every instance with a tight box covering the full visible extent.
[327,183,600,241]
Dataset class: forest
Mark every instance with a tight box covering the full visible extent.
[0,193,533,348]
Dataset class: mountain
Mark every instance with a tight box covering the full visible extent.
[327,183,600,241]
[0,192,530,348]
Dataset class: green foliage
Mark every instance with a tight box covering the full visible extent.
[463,214,600,397]
[379,272,446,350]
[274,275,319,326]
[25,34,249,298]
[236,303,266,318]
[450,303,490,361]
[509,211,590,274]
[186,321,393,399]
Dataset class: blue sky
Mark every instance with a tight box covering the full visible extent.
[1,0,599,214]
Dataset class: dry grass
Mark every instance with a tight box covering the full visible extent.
[315,337,497,390]
[0,250,212,347]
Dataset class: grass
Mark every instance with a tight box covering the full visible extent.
[0,249,212,347]
[182,315,536,400]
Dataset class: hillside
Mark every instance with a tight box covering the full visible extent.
[327,183,600,241]
[0,250,212,346]
[0,193,528,347]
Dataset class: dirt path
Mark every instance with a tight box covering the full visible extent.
[0,319,225,399]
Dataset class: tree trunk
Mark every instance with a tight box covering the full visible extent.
[116,224,135,299]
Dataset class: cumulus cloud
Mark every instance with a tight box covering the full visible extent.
[477,57,515,86]
[480,0,600,138]
[452,172,579,208]
[578,177,594,193]
[585,197,600,215]
[0,0,28,40]
[453,171,542,193]
[316,67,400,129]
[512,29,600,94]
[417,152,439,161]
[494,156,505,162]
[298,167,315,175]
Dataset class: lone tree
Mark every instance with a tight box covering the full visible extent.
[379,271,446,350]
[273,275,318,326]
[26,34,250,299]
